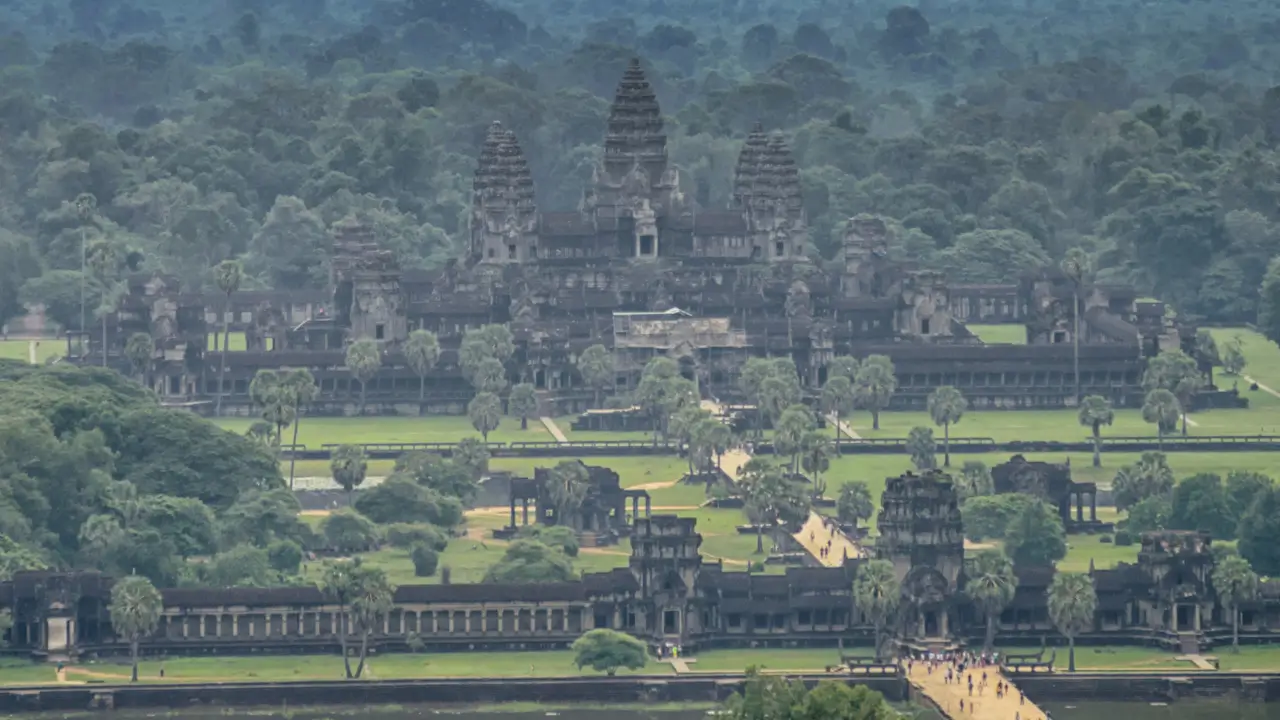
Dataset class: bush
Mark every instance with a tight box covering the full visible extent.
[1114,529,1134,546]
[320,509,380,552]
[1098,533,1113,544]
[385,523,448,551]
[517,525,579,557]
[267,539,303,574]
[961,494,1035,541]
[411,543,440,577]
[440,565,452,584]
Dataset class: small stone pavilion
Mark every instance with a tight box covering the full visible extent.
[500,461,650,544]
[992,455,1107,532]
[2,473,1274,660]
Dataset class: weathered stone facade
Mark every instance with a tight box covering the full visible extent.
[67,59,1226,417]
[4,472,1274,660]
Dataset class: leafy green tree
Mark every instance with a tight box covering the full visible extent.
[547,460,590,530]
[472,356,508,394]
[927,385,966,467]
[1003,498,1067,566]
[467,391,502,442]
[855,353,896,425]
[1112,452,1175,511]
[1142,388,1181,449]
[968,550,1017,652]
[355,476,463,526]
[799,430,832,486]
[1143,350,1202,436]
[411,543,440,577]
[321,510,380,553]
[1238,485,1280,576]
[508,382,539,430]
[1169,473,1236,539]
[828,356,861,383]
[739,459,811,554]
[961,494,1034,542]
[267,539,303,575]
[124,332,154,386]
[576,344,614,406]
[1226,471,1273,521]
[837,482,874,531]
[738,357,776,438]
[452,438,490,481]
[108,574,163,682]
[774,404,816,471]
[345,339,382,414]
[459,324,514,383]
[1212,554,1259,652]
[330,444,368,505]
[853,559,900,659]
[384,524,448,551]
[1078,395,1115,467]
[820,374,855,449]
[212,259,242,415]
[906,426,936,470]
[205,544,276,587]
[483,539,576,583]
[957,461,994,501]
[572,628,648,675]
[1047,572,1097,672]
[403,329,441,402]
[1258,257,1280,349]
[1124,495,1172,534]
[1221,336,1247,376]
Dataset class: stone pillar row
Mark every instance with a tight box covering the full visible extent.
[169,606,585,640]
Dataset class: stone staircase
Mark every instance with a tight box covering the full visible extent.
[1178,631,1202,654]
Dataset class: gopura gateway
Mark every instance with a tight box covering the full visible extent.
[2,472,1272,659]
[67,59,1227,416]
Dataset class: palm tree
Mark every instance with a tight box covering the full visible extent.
[1143,350,1202,436]
[821,375,856,452]
[738,460,810,554]
[968,550,1018,653]
[284,369,318,488]
[548,460,590,529]
[576,344,614,406]
[738,357,776,439]
[468,391,502,442]
[472,356,508,394]
[837,482,874,533]
[854,355,898,430]
[349,566,395,679]
[86,240,119,368]
[1077,395,1114,468]
[828,356,861,383]
[799,430,832,486]
[345,339,382,414]
[774,404,815,472]
[1142,388,1181,450]
[403,329,441,402]
[1061,248,1091,404]
[758,376,796,433]
[927,386,967,467]
[853,559,901,660]
[124,332,154,387]
[249,369,294,447]
[330,444,368,506]
[108,574,163,682]
[213,259,243,414]
[1047,572,1097,672]
[508,382,539,430]
[317,560,361,678]
[1212,554,1259,652]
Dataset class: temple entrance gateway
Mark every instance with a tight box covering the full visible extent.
[664,609,679,634]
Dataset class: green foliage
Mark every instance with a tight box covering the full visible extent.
[1124,495,1171,534]
[836,481,873,527]
[1168,473,1237,540]
[968,550,1018,651]
[410,542,440,577]
[956,461,993,501]
[1112,452,1175,511]
[905,426,936,470]
[330,444,369,500]
[483,539,576,584]
[853,559,900,660]
[204,544,276,587]
[354,476,463,527]
[1238,485,1280,576]
[1047,572,1098,672]
[320,509,380,553]
[1213,554,1260,650]
[571,628,648,675]
[109,574,163,682]
[267,539,303,575]
[384,523,449,551]
[517,524,580,557]
[1003,498,1067,566]
[467,391,502,440]
[960,494,1034,542]
[508,382,539,428]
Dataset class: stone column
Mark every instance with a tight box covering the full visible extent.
[1076,492,1084,523]
[522,499,530,526]
[232,614,240,638]
[631,496,639,521]
[645,496,651,516]
[1090,492,1097,522]
[1195,605,1201,631]
[199,615,206,638]
[510,498,517,528]
[941,610,949,637]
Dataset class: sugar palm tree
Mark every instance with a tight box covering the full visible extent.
[1077,395,1114,467]
[854,355,897,430]
[820,374,856,452]
[124,332,155,387]
[854,559,901,660]
[1212,554,1259,652]
[799,430,832,486]
[345,339,381,414]
[284,368,318,488]
[330,444,368,506]
[508,382,539,430]
[576,344,614,407]
[349,566,395,679]
[1061,248,1091,403]
[1047,572,1097,672]
[773,404,815,472]
[468,391,502,442]
[1142,388,1181,451]
[87,240,119,368]
[317,560,361,678]
[548,460,590,529]
[927,385,967,467]
[968,550,1018,653]
[213,259,243,414]
[403,329,441,402]
[108,574,163,682]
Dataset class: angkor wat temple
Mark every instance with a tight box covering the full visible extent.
[67,59,1225,416]
[3,471,1274,660]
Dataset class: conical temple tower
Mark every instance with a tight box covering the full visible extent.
[603,58,668,186]
[471,121,539,264]
[733,125,807,261]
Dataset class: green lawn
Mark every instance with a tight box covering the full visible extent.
[968,324,1027,345]
[0,338,63,363]
[215,416,566,446]
[688,648,868,672]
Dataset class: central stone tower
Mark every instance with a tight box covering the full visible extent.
[733,122,807,261]
[470,121,539,264]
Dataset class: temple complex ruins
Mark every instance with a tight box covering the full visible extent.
[2,470,1271,660]
[67,58,1234,417]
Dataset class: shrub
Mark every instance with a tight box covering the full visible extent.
[320,509,380,553]
[411,543,440,577]
[440,565,452,584]
[385,523,448,551]
[517,525,579,557]
[267,539,303,574]
[1114,529,1134,546]
[1099,534,1113,544]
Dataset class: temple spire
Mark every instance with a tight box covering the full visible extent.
[603,58,667,185]
[470,121,538,264]
[733,121,770,208]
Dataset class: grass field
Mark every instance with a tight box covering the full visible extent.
[0,338,64,363]
[968,324,1027,345]
[214,415,578,446]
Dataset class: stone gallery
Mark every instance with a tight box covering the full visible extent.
[1,471,1270,660]
[66,60,1231,417]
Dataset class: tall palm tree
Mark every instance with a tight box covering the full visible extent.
[317,560,360,678]
[124,332,155,387]
[968,550,1018,652]
[1077,395,1115,467]
[576,344,614,407]
[467,391,502,442]
[249,370,294,447]
[403,329,441,402]
[508,382,539,430]
[1212,554,1259,652]
[330,444,369,506]
[927,385,967,467]
[1061,248,1091,404]
[1047,572,1097,672]
[213,259,243,414]
[284,369,318,488]
[854,355,897,430]
[345,339,382,414]
[799,430,832,486]
[774,404,815,472]
[821,375,856,452]
[548,460,590,529]
[108,574,163,682]
[86,240,119,368]
[1142,388,1181,450]
[853,559,901,660]
[349,566,394,679]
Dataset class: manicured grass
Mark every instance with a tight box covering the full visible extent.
[489,456,707,507]
[1211,645,1280,671]
[968,324,1027,345]
[0,338,63,363]
[1024,645,1191,671]
[688,648,869,672]
[4,651,671,686]
[214,416,564,446]
[0,658,62,684]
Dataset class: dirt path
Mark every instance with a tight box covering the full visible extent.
[540,416,569,443]
[1245,375,1280,400]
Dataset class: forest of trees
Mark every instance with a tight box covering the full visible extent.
[0,0,1279,333]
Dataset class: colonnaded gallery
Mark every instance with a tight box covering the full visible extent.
[2,470,1275,660]
[67,59,1236,417]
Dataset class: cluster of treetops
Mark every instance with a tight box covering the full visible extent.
[3,0,1280,339]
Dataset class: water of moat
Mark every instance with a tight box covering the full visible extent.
[13,701,1280,720]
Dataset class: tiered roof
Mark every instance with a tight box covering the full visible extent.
[603,58,667,181]
[472,121,536,212]
[732,125,803,215]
